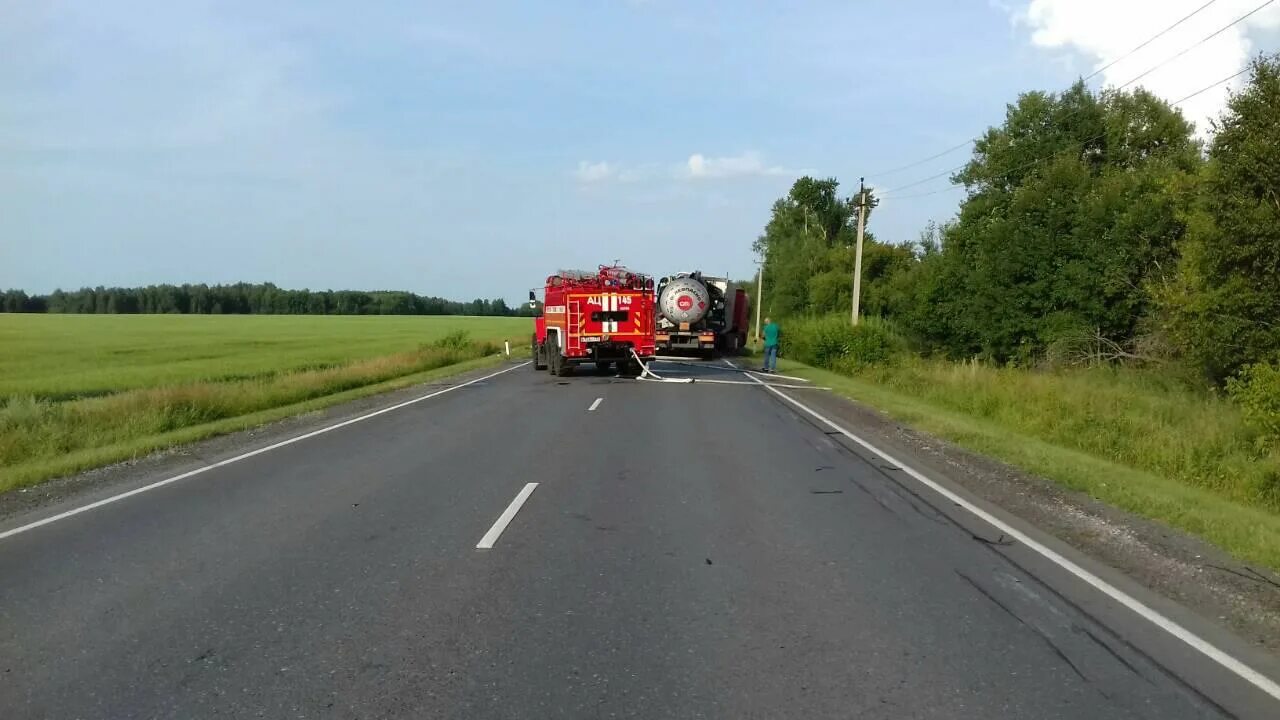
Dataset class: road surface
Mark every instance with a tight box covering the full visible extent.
[1,360,1277,718]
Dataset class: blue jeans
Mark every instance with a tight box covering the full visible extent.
[763,345,778,371]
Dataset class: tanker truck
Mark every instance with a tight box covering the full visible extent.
[654,271,750,358]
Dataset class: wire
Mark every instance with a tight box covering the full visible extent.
[880,162,968,195]
[883,67,1251,202]
[868,0,1268,196]
[1083,0,1221,82]
[866,139,975,180]
[1115,0,1275,92]
[1171,65,1251,104]
[884,185,967,201]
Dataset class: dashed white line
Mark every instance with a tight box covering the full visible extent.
[0,362,532,543]
[476,483,539,549]
[588,397,604,412]
[733,360,1280,702]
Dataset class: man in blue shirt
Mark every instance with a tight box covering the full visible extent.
[761,317,780,373]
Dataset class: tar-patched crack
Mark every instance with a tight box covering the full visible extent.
[954,570,1090,685]
[971,532,1015,546]
[1079,626,1150,683]
[846,477,906,522]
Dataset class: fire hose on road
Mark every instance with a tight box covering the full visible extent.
[629,350,827,390]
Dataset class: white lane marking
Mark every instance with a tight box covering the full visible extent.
[731,360,1280,702]
[0,362,532,543]
[588,397,604,412]
[476,483,538,549]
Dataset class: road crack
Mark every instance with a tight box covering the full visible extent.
[954,570,1089,685]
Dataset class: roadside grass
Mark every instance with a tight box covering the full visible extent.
[0,315,531,492]
[0,354,506,493]
[776,357,1280,570]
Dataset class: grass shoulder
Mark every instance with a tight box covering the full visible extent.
[0,354,505,493]
[776,356,1280,571]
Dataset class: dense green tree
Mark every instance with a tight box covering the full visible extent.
[891,82,1200,360]
[753,176,888,318]
[0,289,45,312]
[2,290,26,312]
[1161,55,1280,382]
[7,283,527,317]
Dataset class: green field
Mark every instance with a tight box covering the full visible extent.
[0,314,530,400]
[0,314,531,491]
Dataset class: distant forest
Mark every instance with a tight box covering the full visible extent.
[0,283,536,317]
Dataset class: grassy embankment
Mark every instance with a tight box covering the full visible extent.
[0,314,531,492]
[771,317,1280,570]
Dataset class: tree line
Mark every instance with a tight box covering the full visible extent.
[755,53,1280,387]
[0,283,538,317]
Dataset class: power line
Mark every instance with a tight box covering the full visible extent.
[884,185,966,201]
[866,0,1221,184]
[1115,0,1275,92]
[884,66,1252,202]
[1171,64,1251,104]
[868,0,1268,195]
[865,139,974,180]
[1010,68,1247,174]
[880,161,967,195]
[1083,0,1221,82]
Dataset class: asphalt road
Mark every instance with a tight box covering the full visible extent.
[1,360,1277,718]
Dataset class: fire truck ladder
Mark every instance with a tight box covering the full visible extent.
[567,300,583,356]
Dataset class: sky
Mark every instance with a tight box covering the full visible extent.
[2,1,1278,303]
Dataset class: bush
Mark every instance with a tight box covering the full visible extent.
[1227,360,1280,449]
[430,330,472,351]
[782,315,906,372]
[429,330,499,356]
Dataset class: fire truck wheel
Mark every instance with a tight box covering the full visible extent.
[554,354,573,377]
[532,339,548,371]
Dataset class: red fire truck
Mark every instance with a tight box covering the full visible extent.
[530,265,657,376]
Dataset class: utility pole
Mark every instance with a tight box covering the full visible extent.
[754,261,764,343]
[851,177,867,326]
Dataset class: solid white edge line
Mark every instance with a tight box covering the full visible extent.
[733,360,1280,702]
[476,482,538,549]
[0,361,532,543]
[588,397,603,412]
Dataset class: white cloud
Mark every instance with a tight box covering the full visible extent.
[574,160,615,183]
[684,151,793,179]
[1009,0,1280,132]
[573,152,802,186]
